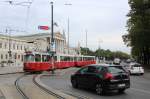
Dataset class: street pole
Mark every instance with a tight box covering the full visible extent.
[6,28,12,66]
[98,38,102,63]
[98,39,100,63]
[67,18,69,54]
[86,30,87,55]
[50,1,55,74]
[64,3,72,54]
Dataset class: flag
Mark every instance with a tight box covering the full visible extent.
[53,22,58,27]
[38,26,50,30]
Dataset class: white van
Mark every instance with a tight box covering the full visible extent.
[129,63,144,75]
[113,58,121,65]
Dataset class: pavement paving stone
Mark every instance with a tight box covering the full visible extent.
[0,85,22,99]
[36,74,77,99]
[0,66,23,75]
[143,71,150,80]
[0,90,5,99]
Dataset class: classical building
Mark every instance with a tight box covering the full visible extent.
[16,32,66,54]
[0,32,80,66]
[0,34,34,66]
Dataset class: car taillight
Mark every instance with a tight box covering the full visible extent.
[104,73,113,80]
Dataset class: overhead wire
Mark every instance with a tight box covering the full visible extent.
[25,0,34,33]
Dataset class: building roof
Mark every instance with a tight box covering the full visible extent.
[15,32,65,40]
[0,34,27,42]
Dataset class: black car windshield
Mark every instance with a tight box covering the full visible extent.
[108,66,125,74]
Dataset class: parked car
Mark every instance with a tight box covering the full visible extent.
[113,58,121,65]
[71,64,130,95]
[128,63,144,75]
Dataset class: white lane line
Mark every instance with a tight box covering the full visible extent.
[131,88,150,95]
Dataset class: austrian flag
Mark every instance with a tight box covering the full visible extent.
[38,26,50,30]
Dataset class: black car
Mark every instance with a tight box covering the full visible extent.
[71,64,130,95]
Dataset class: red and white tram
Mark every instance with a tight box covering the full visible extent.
[23,51,96,72]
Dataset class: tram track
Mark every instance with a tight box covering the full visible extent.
[33,75,65,99]
[15,74,67,99]
[15,73,89,99]
[15,74,29,99]
[38,74,90,99]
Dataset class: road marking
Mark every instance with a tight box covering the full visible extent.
[131,88,150,95]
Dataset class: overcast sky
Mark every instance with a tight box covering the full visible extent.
[0,0,131,53]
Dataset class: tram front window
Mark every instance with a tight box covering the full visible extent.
[24,54,34,62]
[35,54,41,62]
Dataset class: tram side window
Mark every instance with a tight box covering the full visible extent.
[83,57,87,61]
[24,54,34,62]
[92,57,95,61]
[87,57,92,60]
[77,57,82,61]
[70,57,74,61]
[82,57,94,61]
[42,55,51,62]
[87,57,90,60]
[60,56,70,61]
[89,57,94,60]
[54,56,57,61]
[65,56,71,61]
[35,54,41,62]
[74,57,77,61]
[47,55,51,61]
[60,56,64,61]
[42,55,48,62]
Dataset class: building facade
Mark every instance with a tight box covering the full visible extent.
[16,32,66,54]
[0,34,34,66]
[0,32,80,67]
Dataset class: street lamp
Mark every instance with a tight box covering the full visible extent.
[50,1,55,74]
[64,3,72,54]
[3,0,33,32]
[5,27,26,66]
[5,28,12,65]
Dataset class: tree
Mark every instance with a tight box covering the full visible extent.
[123,0,150,65]
[81,47,131,60]
[80,47,94,56]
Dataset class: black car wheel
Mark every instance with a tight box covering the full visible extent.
[95,83,103,95]
[118,88,125,93]
[71,79,78,88]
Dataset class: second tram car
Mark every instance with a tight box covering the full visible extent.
[24,51,96,72]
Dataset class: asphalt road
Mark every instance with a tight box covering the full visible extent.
[41,67,150,99]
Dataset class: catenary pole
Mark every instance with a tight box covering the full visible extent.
[50,1,55,74]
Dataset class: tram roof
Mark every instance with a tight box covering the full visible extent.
[25,51,95,58]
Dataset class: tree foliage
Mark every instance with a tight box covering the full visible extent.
[122,0,150,65]
[80,47,130,60]
[80,47,94,56]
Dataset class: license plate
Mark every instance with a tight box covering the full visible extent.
[118,84,125,87]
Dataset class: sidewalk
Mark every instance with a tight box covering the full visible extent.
[0,66,78,99]
[0,66,23,75]
[143,70,150,80]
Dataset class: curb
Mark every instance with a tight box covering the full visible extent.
[35,74,77,99]
[0,72,24,75]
